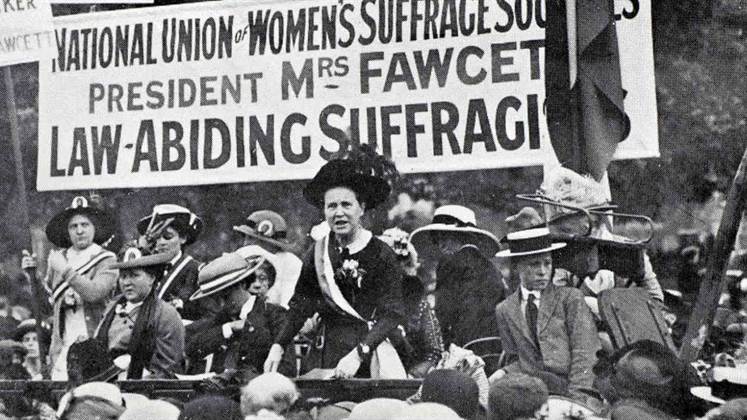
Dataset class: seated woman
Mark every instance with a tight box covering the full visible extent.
[378,227,443,378]
[94,248,185,379]
[186,251,286,375]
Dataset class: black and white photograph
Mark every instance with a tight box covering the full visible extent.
[0,0,745,418]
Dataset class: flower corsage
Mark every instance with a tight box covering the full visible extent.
[334,259,367,289]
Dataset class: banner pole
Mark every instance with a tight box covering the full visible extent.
[3,66,49,375]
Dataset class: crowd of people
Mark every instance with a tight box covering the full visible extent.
[0,150,746,419]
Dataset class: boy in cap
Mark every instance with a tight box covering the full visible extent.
[493,228,600,402]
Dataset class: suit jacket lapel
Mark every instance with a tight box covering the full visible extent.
[537,285,562,334]
[505,290,538,350]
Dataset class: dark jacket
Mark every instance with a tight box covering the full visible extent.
[275,234,405,373]
[155,253,208,320]
[435,245,505,347]
[186,296,286,373]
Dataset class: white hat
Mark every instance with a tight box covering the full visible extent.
[410,205,500,257]
[495,228,566,258]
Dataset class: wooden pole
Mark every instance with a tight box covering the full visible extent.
[3,66,49,375]
[680,147,747,361]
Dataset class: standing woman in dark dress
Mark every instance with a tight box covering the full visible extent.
[263,151,406,379]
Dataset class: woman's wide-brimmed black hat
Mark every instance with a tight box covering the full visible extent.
[45,196,115,248]
[303,159,391,210]
[13,319,51,349]
[136,204,203,246]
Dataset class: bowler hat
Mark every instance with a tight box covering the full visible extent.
[45,196,114,248]
[303,159,390,210]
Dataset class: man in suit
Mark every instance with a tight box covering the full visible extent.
[493,228,600,400]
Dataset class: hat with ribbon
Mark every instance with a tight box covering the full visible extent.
[691,367,747,405]
[46,196,115,248]
[190,252,266,301]
[410,205,501,257]
[495,228,566,258]
[137,204,203,245]
[233,210,293,251]
[111,247,176,270]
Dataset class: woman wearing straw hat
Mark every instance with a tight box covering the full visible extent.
[410,205,505,349]
[136,204,206,320]
[186,251,286,375]
[263,155,406,379]
[21,196,118,380]
[95,247,184,379]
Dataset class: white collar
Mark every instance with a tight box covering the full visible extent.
[239,295,257,320]
[520,285,541,301]
[169,251,183,265]
[337,229,372,255]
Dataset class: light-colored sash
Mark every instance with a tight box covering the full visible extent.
[158,255,193,299]
[51,250,115,302]
[313,234,406,379]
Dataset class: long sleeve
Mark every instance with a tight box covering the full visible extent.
[495,306,522,374]
[639,253,664,302]
[274,250,322,346]
[361,247,405,348]
[149,304,185,378]
[565,288,601,392]
[64,256,118,304]
[185,312,232,360]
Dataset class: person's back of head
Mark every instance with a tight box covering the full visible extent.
[179,395,242,420]
[241,372,299,417]
[119,399,180,420]
[347,398,408,420]
[488,373,548,420]
[421,369,479,419]
[392,402,462,420]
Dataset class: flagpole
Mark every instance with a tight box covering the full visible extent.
[566,0,577,87]
[3,66,49,375]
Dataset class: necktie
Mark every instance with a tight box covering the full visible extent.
[526,294,539,346]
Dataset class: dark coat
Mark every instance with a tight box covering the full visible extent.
[275,234,405,373]
[155,253,209,320]
[186,297,286,373]
[435,245,505,347]
[495,284,600,395]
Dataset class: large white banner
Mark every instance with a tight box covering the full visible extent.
[0,0,55,66]
[38,0,658,191]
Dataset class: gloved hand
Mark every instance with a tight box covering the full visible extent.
[333,349,362,379]
[263,343,284,373]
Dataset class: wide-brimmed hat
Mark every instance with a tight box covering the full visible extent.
[495,228,566,258]
[541,168,617,221]
[137,204,203,245]
[303,159,391,210]
[13,319,51,348]
[0,339,26,356]
[111,248,176,270]
[233,210,293,251]
[410,205,501,257]
[45,196,114,248]
[67,338,124,383]
[190,252,266,301]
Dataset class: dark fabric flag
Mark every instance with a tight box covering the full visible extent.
[545,0,631,181]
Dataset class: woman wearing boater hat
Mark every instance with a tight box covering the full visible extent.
[21,196,118,380]
[136,204,206,320]
[263,152,407,379]
[95,247,184,379]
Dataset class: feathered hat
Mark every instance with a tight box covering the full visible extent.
[303,144,398,210]
[540,167,616,221]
